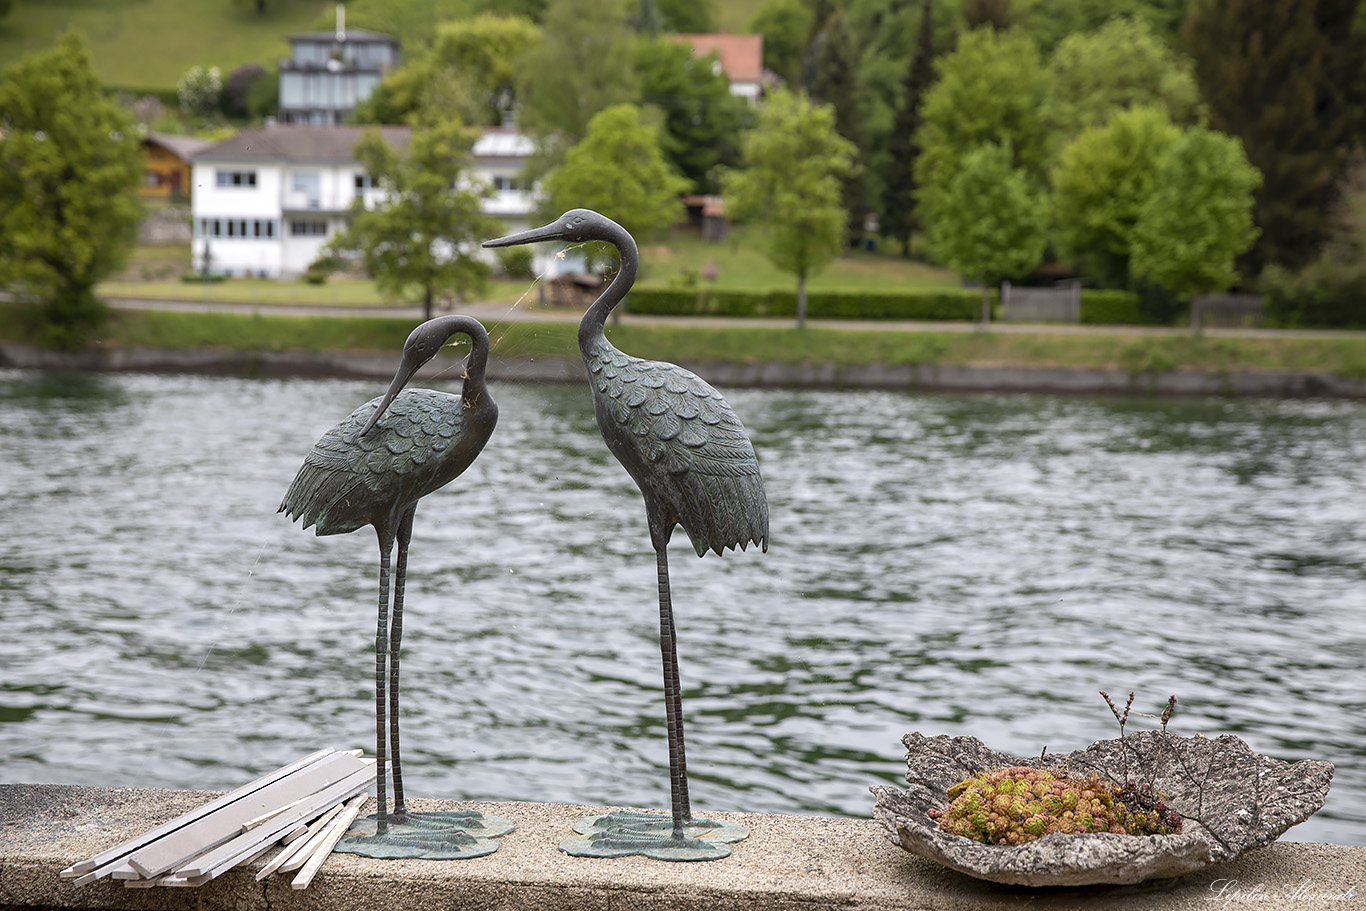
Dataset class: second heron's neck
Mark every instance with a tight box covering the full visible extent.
[578,223,638,355]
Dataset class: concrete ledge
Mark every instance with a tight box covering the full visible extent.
[1,785,1361,911]
[4,343,1366,398]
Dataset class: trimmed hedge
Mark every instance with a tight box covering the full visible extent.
[625,286,1167,326]
[626,286,984,320]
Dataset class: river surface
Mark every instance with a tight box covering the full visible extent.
[1,367,1363,845]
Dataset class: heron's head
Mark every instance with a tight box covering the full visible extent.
[482,208,617,248]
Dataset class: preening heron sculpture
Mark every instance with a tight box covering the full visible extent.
[485,209,769,861]
[279,314,512,859]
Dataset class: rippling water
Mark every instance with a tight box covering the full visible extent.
[1,367,1363,845]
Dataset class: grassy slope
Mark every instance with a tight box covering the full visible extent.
[0,0,330,90]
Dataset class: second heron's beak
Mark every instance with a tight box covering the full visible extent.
[482,219,564,249]
[359,357,421,437]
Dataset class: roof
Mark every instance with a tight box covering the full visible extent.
[288,28,397,45]
[191,125,534,165]
[143,132,215,160]
[669,33,763,83]
[472,126,535,158]
[191,125,412,164]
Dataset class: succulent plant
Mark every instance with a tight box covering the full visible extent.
[927,766,1182,845]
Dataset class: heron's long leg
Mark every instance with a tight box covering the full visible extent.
[389,507,416,817]
[374,531,394,835]
[656,545,692,837]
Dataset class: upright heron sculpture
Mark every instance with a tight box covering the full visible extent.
[279,314,512,859]
[485,210,769,861]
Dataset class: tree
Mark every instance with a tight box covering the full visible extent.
[1129,127,1261,295]
[1042,16,1202,160]
[882,0,936,257]
[519,0,639,144]
[915,28,1051,237]
[540,104,689,252]
[722,89,857,328]
[0,33,142,350]
[924,142,1049,322]
[330,121,500,322]
[653,0,717,32]
[749,0,814,87]
[354,14,541,126]
[1051,106,1180,288]
[1183,0,1365,275]
[177,65,222,118]
[634,38,749,195]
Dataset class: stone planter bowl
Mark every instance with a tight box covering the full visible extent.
[871,731,1333,887]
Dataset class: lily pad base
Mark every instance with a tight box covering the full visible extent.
[335,810,515,860]
[559,809,748,861]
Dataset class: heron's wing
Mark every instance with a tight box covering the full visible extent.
[591,351,769,557]
[279,389,477,535]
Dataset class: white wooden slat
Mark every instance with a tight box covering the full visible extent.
[255,803,346,880]
[174,765,374,881]
[61,747,337,879]
[242,795,308,831]
[126,751,368,878]
[291,795,368,890]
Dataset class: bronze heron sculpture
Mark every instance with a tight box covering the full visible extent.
[485,210,768,861]
[279,314,512,859]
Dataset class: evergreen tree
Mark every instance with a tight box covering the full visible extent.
[803,7,868,245]
[882,0,936,257]
[634,38,748,194]
[0,33,142,350]
[1183,0,1362,275]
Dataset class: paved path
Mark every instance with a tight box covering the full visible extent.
[104,295,1366,340]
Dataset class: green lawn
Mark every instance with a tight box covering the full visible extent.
[0,0,329,91]
[631,225,961,292]
[98,276,535,307]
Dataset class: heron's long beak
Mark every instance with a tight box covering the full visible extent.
[482,220,564,249]
[359,358,420,437]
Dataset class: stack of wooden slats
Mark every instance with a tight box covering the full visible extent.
[62,748,375,890]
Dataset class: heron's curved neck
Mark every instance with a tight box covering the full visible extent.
[460,323,491,404]
[578,222,638,355]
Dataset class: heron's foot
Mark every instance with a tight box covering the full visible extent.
[335,810,515,859]
[559,809,748,861]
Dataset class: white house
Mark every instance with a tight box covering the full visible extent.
[188,124,536,278]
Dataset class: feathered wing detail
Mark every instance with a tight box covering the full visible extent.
[279,389,491,536]
[591,346,769,557]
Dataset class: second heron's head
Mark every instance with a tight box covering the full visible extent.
[482,208,620,248]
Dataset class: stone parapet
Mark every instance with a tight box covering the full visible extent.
[1,785,1361,911]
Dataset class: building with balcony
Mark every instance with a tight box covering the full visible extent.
[278,11,399,126]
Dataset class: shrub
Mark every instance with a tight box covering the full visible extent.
[496,246,536,280]
[1080,289,1154,325]
[221,64,267,118]
[1261,263,1366,329]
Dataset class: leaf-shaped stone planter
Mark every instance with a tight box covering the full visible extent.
[871,731,1333,887]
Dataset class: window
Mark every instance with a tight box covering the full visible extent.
[354,173,374,191]
[290,220,328,237]
[216,170,257,188]
[198,218,276,239]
